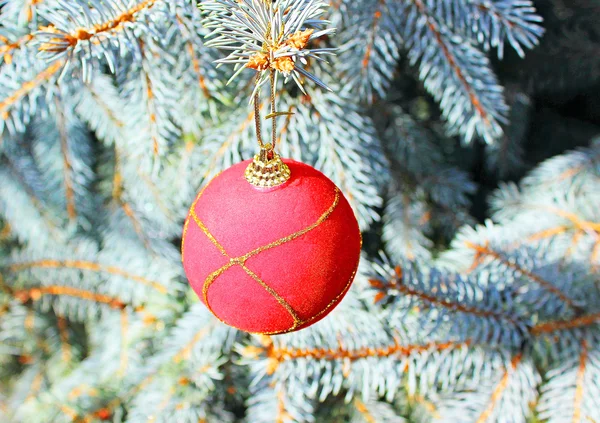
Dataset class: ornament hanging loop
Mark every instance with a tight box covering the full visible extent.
[246,69,291,187]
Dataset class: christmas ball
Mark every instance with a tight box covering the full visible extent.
[181,156,361,335]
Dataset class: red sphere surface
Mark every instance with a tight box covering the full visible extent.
[181,159,361,335]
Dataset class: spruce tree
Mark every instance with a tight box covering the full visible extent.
[1,1,599,422]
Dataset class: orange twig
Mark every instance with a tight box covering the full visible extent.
[14,285,126,309]
[245,336,468,375]
[475,354,523,423]
[9,259,167,294]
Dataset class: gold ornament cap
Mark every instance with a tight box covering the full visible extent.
[245,144,291,188]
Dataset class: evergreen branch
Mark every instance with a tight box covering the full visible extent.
[532,313,600,336]
[37,0,159,56]
[202,104,263,179]
[0,60,63,118]
[244,336,468,375]
[368,259,527,346]
[202,0,336,91]
[361,3,384,75]
[464,241,582,311]
[106,149,166,250]
[411,0,486,120]
[336,0,402,101]
[8,260,168,294]
[429,0,544,59]
[0,147,65,244]
[537,337,600,423]
[474,353,523,423]
[539,206,600,233]
[401,0,507,143]
[0,0,44,24]
[370,266,518,324]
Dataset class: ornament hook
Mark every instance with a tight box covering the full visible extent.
[245,143,291,188]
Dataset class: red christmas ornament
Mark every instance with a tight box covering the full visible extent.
[181,152,361,335]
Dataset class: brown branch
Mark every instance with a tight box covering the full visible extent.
[0,61,64,119]
[464,242,581,311]
[63,375,154,423]
[9,259,167,294]
[110,148,152,249]
[475,353,523,423]
[531,313,600,335]
[540,206,600,233]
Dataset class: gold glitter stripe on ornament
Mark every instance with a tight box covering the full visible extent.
[189,208,229,257]
[190,186,342,334]
[181,217,191,263]
[181,172,223,263]
[240,264,302,330]
[238,188,340,262]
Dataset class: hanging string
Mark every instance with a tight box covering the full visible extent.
[253,71,279,157]
[270,69,277,151]
[253,80,264,148]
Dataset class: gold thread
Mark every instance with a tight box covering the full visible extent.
[188,186,354,334]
